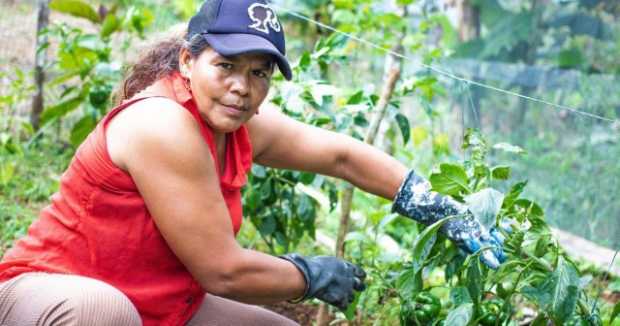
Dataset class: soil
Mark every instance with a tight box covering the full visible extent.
[264,301,334,326]
[602,290,620,304]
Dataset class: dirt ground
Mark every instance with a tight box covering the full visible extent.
[264,302,326,325]
[0,1,37,68]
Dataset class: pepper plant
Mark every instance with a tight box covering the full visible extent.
[394,129,604,325]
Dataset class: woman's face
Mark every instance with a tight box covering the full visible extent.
[181,47,274,133]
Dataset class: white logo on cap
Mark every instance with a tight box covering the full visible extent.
[248,3,281,34]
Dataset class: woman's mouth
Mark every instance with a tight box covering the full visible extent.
[220,103,246,117]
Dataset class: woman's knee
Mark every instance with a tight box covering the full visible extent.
[187,294,298,326]
[0,273,141,326]
[66,277,141,326]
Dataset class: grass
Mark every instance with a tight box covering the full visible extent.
[0,136,72,256]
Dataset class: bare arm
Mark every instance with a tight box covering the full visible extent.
[106,98,305,304]
[247,104,409,199]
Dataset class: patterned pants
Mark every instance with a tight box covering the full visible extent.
[0,273,298,326]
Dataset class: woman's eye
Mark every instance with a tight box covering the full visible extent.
[253,70,269,79]
[218,63,233,70]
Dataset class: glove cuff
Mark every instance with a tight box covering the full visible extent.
[391,169,417,216]
[279,253,311,302]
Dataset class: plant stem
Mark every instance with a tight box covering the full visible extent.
[316,40,404,326]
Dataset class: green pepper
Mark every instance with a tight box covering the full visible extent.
[478,298,508,326]
[565,314,589,326]
[89,83,112,108]
[587,313,602,326]
[565,312,603,326]
[496,280,515,299]
[400,292,441,326]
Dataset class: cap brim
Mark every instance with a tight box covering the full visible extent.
[203,33,292,81]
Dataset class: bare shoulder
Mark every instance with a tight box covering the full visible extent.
[106,97,203,171]
[246,102,291,160]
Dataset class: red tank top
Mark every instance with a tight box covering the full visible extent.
[0,73,253,325]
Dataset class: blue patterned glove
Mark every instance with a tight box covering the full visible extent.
[392,170,507,269]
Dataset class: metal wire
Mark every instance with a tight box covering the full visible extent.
[271,3,618,124]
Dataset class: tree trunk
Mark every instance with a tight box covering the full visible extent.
[456,0,480,42]
[30,0,50,131]
[515,0,542,135]
[455,0,481,131]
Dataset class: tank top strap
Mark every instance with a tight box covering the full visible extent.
[101,96,167,129]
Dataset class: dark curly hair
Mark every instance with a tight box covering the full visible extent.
[116,32,209,103]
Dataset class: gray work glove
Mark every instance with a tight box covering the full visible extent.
[280,253,366,310]
[392,170,507,269]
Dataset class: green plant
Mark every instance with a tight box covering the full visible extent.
[39,0,153,147]
[400,291,442,325]
[390,129,601,325]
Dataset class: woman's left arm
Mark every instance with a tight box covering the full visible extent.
[247,104,408,199]
[248,104,507,268]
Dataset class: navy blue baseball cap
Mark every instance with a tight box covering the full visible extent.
[187,0,292,80]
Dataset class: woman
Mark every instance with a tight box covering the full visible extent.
[0,0,505,325]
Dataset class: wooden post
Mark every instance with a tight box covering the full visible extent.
[31,0,50,131]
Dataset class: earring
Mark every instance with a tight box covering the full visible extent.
[181,67,192,94]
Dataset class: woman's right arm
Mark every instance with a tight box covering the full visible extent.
[105,98,305,304]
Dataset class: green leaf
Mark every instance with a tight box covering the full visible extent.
[502,181,528,209]
[531,314,549,326]
[257,215,276,236]
[298,172,315,185]
[463,128,488,162]
[69,115,97,147]
[251,165,267,178]
[411,126,428,146]
[395,113,410,145]
[259,179,272,201]
[450,286,472,306]
[40,96,83,125]
[466,260,482,304]
[397,268,423,298]
[296,195,315,221]
[173,0,198,20]
[297,51,311,71]
[445,303,473,326]
[430,163,470,196]
[514,199,545,219]
[344,231,367,242]
[479,12,534,59]
[50,0,100,23]
[464,188,504,226]
[491,166,511,180]
[128,7,154,37]
[0,161,16,186]
[610,301,620,324]
[412,217,455,274]
[557,47,584,69]
[58,47,98,72]
[521,256,580,324]
[344,292,361,320]
[534,234,552,258]
[378,214,398,231]
[346,90,364,105]
[101,13,121,38]
[331,9,356,25]
[353,113,368,128]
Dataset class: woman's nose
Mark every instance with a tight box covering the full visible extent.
[229,73,249,96]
